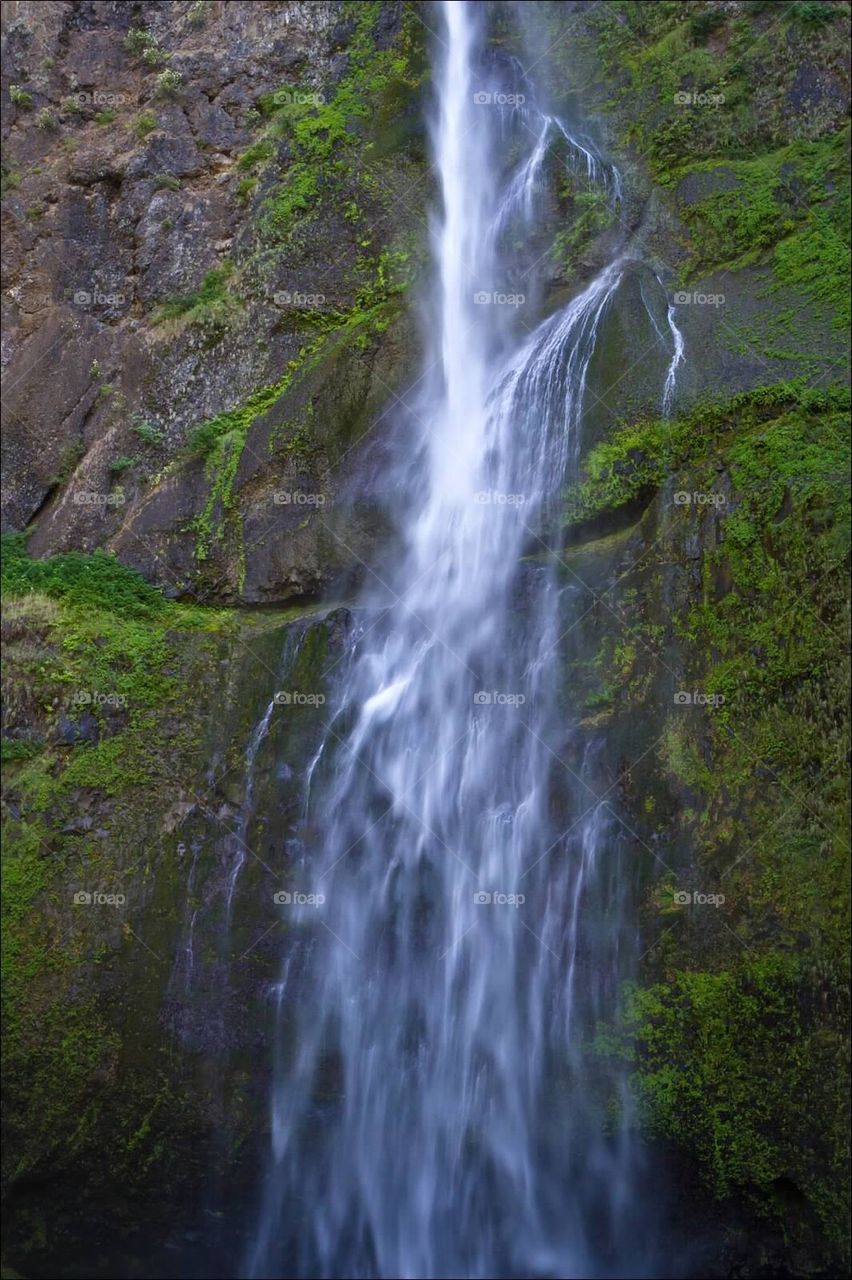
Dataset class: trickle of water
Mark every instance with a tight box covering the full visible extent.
[246,5,678,1276]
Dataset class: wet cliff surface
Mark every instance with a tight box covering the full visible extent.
[1,3,849,1277]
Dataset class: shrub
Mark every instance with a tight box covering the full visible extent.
[124,28,158,58]
[1,535,166,618]
[134,111,157,140]
[131,416,166,447]
[154,69,182,98]
[9,85,33,109]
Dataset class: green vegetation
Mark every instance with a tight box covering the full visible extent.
[239,0,425,243]
[1,539,238,1256]
[676,130,851,325]
[569,0,851,327]
[108,456,137,474]
[236,175,258,206]
[130,415,166,447]
[9,85,33,109]
[94,108,117,126]
[565,380,849,524]
[133,110,158,140]
[34,108,56,131]
[189,310,357,557]
[187,0,210,27]
[613,953,848,1249]
[154,69,182,98]
[152,262,234,326]
[580,0,850,176]
[580,380,851,1267]
[2,537,166,617]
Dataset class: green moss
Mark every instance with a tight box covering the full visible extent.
[673,130,850,327]
[564,380,849,526]
[580,0,850,179]
[1,544,242,1239]
[606,953,849,1254]
[246,1,425,243]
[186,294,403,563]
[152,262,235,326]
[582,377,850,1267]
[152,172,181,192]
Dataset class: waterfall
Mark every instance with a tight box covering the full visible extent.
[248,4,676,1275]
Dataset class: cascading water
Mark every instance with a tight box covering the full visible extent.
[247,4,680,1276]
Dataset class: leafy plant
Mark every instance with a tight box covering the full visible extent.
[133,111,158,140]
[154,69,182,98]
[131,416,166,447]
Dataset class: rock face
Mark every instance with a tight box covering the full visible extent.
[2,0,425,603]
[1,2,849,1278]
